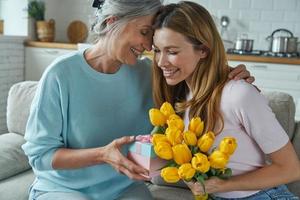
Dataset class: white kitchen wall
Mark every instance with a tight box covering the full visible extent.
[44,0,94,43]
[0,0,28,36]
[166,0,300,50]
[45,0,300,51]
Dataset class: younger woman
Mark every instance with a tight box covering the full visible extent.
[152,1,300,199]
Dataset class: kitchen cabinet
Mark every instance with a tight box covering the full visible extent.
[228,60,300,120]
[25,47,76,81]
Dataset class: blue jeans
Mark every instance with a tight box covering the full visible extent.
[28,182,153,200]
[212,185,299,200]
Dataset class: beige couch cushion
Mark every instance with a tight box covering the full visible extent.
[0,133,31,181]
[7,81,38,136]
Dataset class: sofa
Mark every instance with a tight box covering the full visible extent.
[0,81,299,200]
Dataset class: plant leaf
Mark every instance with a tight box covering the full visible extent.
[210,168,216,176]
[191,146,199,155]
[27,1,45,21]
[151,126,166,134]
[219,168,232,179]
[195,174,206,193]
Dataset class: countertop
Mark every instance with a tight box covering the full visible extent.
[25,41,300,65]
[227,54,300,65]
[25,40,77,50]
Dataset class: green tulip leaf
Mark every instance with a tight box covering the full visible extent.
[151,126,166,134]
[219,168,232,179]
[195,174,206,193]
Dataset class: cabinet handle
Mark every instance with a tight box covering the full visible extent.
[251,65,268,69]
[44,50,60,55]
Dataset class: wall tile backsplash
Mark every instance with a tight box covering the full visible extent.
[44,0,300,51]
[0,37,24,134]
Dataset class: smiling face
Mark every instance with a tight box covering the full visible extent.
[153,28,207,87]
[113,15,155,65]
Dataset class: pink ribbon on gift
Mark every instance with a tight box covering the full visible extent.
[134,134,152,154]
[135,134,152,143]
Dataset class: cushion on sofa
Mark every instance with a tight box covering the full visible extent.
[0,133,31,181]
[151,176,188,189]
[147,182,193,200]
[7,81,38,136]
[0,170,35,200]
[262,91,295,139]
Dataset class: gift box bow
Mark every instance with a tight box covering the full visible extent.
[128,135,156,158]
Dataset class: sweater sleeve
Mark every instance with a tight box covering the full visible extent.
[22,68,65,171]
[228,80,289,154]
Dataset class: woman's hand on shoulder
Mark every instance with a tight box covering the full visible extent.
[102,136,150,181]
[229,64,255,84]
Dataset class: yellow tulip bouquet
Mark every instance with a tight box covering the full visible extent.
[149,102,237,200]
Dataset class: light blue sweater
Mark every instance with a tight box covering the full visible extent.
[22,50,154,200]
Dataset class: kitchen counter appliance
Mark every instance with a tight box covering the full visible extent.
[234,34,254,52]
[266,29,299,53]
[227,48,299,58]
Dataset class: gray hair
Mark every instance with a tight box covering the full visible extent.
[92,0,162,39]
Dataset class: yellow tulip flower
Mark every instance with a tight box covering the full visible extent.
[154,141,173,160]
[149,108,166,126]
[191,153,210,173]
[183,130,197,146]
[219,137,237,156]
[188,117,204,137]
[172,143,192,165]
[167,114,185,131]
[178,163,196,181]
[194,194,209,200]
[151,134,170,146]
[209,150,229,169]
[161,167,180,183]
[160,102,175,118]
[166,127,183,146]
[197,131,215,153]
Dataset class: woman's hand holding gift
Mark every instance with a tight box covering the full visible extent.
[102,136,150,181]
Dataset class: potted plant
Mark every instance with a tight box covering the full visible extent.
[0,19,3,35]
[27,0,55,42]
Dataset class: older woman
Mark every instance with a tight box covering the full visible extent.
[22,0,253,200]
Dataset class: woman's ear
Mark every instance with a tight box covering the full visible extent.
[199,49,208,59]
[196,44,209,59]
[106,16,118,25]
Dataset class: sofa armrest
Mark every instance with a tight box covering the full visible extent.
[291,121,300,159]
[7,81,38,136]
[262,91,296,139]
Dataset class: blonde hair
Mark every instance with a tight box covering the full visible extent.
[152,1,230,134]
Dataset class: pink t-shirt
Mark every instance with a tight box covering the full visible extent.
[184,80,289,198]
